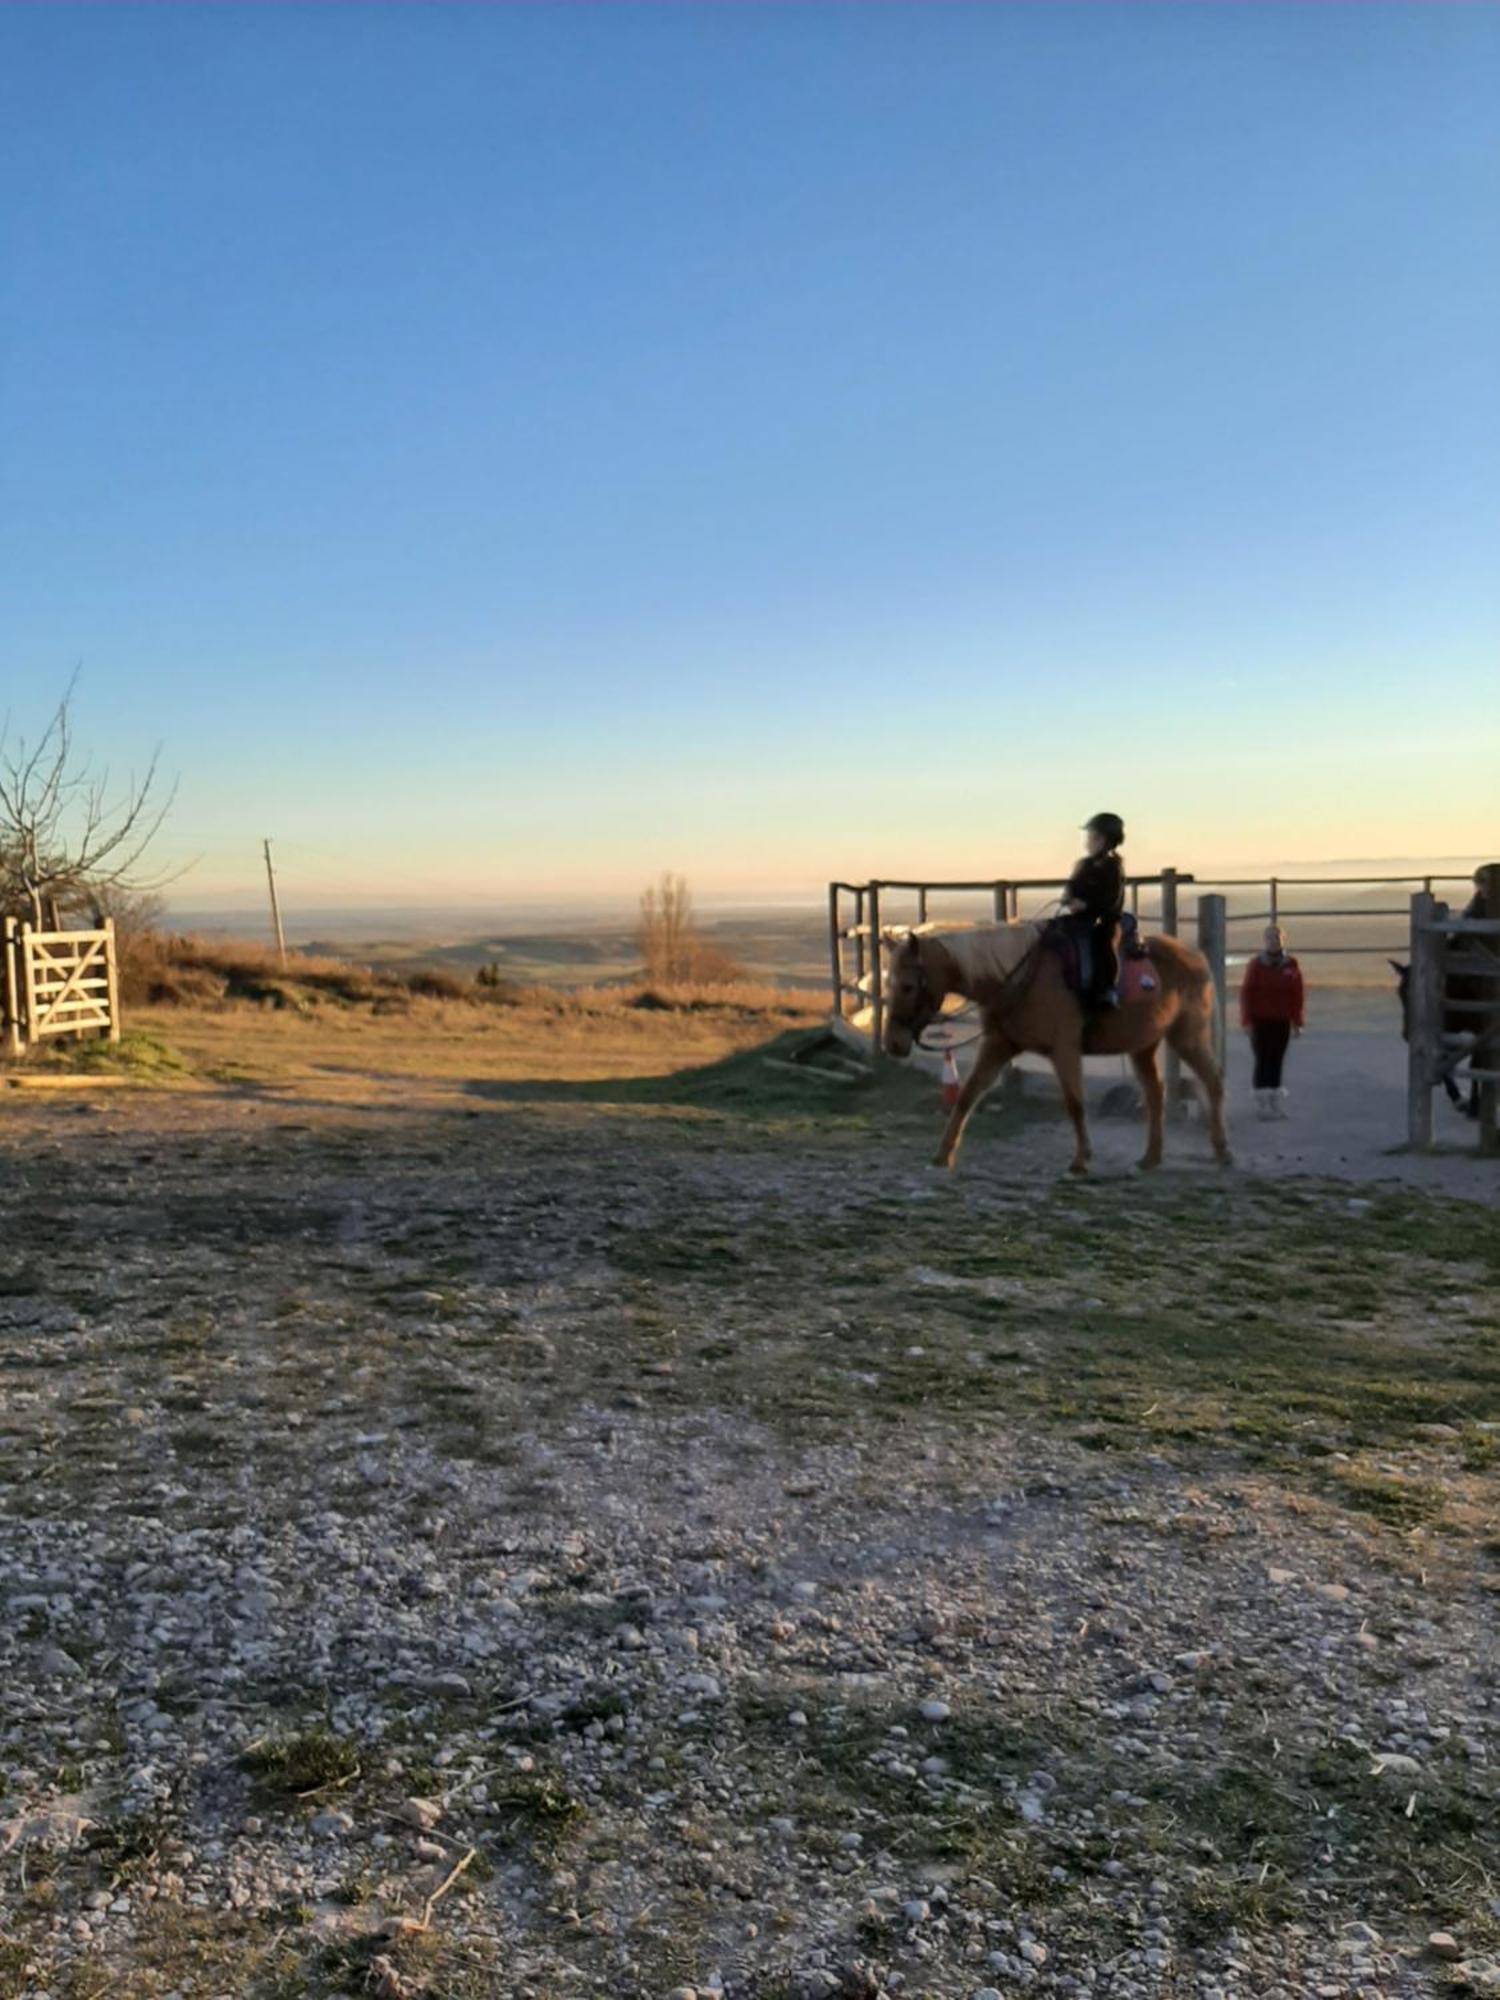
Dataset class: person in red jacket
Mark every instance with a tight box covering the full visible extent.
[1240,925,1305,1119]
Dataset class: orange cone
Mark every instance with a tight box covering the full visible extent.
[941,1045,961,1109]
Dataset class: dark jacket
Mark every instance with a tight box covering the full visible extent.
[1065,852,1125,925]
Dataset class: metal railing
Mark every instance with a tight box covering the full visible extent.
[1188,874,1477,959]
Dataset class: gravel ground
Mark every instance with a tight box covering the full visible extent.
[2,1079,1498,2000]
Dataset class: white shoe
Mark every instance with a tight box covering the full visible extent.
[1255,1090,1273,1120]
[1273,1090,1289,1120]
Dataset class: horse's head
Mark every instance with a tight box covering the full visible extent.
[882,932,945,1058]
[1389,959,1411,1039]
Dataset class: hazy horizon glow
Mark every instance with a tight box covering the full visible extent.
[3,5,1497,906]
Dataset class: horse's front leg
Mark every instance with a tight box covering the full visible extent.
[1049,1039,1092,1176]
[933,1033,1012,1171]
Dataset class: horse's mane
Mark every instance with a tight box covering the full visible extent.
[926,923,1041,985]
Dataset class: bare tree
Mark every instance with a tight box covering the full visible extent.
[637,871,696,985]
[0,678,177,927]
[636,872,743,987]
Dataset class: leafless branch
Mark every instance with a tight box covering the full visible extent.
[0,680,178,926]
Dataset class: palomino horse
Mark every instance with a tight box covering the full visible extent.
[883,924,1231,1175]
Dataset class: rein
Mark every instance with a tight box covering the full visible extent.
[912,934,1042,1053]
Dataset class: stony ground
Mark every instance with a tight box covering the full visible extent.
[2,1035,1499,2000]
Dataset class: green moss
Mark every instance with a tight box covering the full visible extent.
[241,1727,361,1798]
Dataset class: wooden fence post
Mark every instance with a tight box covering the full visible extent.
[1197,894,1228,1079]
[992,882,1005,923]
[1161,868,1182,1114]
[1407,891,1441,1150]
[1477,864,1500,1155]
[868,882,884,1060]
[2,916,21,1059]
[827,884,843,1018]
[104,916,121,1044]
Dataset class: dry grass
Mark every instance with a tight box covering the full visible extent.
[89,979,823,1106]
[117,931,792,1018]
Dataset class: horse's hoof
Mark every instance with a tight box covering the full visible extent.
[1138,1154,1163,1173]
[930,1153,955,1173]
[1216,1149,1235,1169]
[1067,1160,1091,1178]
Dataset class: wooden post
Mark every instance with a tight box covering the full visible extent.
[103,915,121,1044]
[1197,894,1228,1078]
[1407,891,1441,1150]
[916,887,929,926]
[992,882,1005,923]
[1160,867,1179,937]
[1477,864,1500,1155]
[853,887,866,1001]
[21,923,39,1045]
[827,883,844,1018]
[1269,877,1279,926]
[868,881,884,1060]
[2,916,21,1059]
[263,838,287,965]
[1006,884,1021,923]
[1161,868,1182,1113]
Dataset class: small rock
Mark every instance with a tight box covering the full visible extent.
[369,1958,417,2000]
[1369,1753,1421,1779]
[919,1700,951,1723]
[1429,1933,1462,1961]
[1018,1940,1048,1967]
[400,1796,443,1830]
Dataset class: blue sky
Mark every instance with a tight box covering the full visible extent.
[2,3,1497,909]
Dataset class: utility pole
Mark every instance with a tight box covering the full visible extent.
[263,838,287,965]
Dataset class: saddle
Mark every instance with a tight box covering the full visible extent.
[1044,913,1156,1008]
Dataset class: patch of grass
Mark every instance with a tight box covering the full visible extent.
[1328,1468,1447,1528]
[490,1773,587,1854]
[49,1030,190,1079]
[1178,1872,1297,1944]
[241,1727,361,1798]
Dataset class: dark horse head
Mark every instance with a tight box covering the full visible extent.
[882,933,946,1058]
[1391,955,1479,1116]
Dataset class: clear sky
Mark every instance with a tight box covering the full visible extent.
[2,3,1497,910]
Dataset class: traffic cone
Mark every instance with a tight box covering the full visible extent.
[941,1045,962,1109]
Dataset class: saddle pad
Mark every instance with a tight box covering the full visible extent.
[1121,952,1159,1004]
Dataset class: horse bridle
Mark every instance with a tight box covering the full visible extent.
[902,933,1042,1052]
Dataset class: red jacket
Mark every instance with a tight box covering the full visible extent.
[1241,953,1304,1028]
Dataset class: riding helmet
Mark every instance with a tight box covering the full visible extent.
[1084,811,1125,849]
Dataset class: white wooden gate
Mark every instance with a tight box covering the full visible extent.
[2,919,120,1056]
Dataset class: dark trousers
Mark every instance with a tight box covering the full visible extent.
[1250,1020,1292,1090]
[1062,915,1117,1004]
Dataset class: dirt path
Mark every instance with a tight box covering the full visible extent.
[2,1033,1498,1999]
